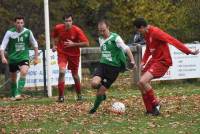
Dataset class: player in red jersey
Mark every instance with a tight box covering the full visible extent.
[52,13,89,102]
[133,18,199,115]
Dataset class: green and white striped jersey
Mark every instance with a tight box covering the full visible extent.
[0,27,38,64]
[98,32,128,68]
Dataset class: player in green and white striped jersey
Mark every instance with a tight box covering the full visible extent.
[0,16,39,100]
[89,19,136,114]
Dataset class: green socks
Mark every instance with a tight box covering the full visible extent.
[11,82,17,97]
[90,95,107,113]
[10,77,26,97]
[17,77,26,94]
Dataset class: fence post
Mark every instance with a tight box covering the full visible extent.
[42,49,48,96]
[132,44,142,85]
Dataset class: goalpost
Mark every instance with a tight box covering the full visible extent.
[44,0,52,97]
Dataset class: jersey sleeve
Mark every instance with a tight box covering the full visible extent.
[115,36,129,52]
[29,30,38,48]
[76,28,89,42]
[153,28,192,55]
[0,31,10,51]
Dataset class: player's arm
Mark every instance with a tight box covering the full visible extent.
[116,36,136,68]
[64,39,89,47]
[0,31,10,64]
[153,29,198,55]
[141,45,150,65]
[64,28,89,48]
[29,31,39,65]
[51,37,59,52]
[51,26,59,52]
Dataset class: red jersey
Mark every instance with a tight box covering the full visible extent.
[142,25,192,66]
[52,24,89,56]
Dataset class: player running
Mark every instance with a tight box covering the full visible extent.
[52,13,89,102]
[0,15,39,100]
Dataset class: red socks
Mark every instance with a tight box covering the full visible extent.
[58,81,65,96]
[58,81,81,96]
[75,82,81,94]
[146,89,159,106]
[142,89,159,112]
[142,94,152,112]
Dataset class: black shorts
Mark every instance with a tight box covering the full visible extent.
[93,63,121,88]
[9,60,29,73]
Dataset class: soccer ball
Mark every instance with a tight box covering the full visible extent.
[111,102,125,114]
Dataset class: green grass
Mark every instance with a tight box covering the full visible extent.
[1,81,200,134]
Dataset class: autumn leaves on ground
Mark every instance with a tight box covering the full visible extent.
[0,81,200,134]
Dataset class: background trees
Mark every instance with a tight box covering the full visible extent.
[0,0,199,47]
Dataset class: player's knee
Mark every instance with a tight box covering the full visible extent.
[137,80,145,87]
[59,72,65,77]
[91,81,101,89]
[72,74,79,81]
[20,70,28,76]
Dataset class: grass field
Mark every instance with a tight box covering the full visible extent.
[0,80,200,134]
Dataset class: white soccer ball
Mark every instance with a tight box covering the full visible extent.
[111,102,125,114]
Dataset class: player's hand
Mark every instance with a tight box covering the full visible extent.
[33,57,39,65]
[130,61,137,69]
[64,39,75,48]
[191,49,199,55]
[1,57,8,64]
[52,45,57,52]
[140,63,145,71]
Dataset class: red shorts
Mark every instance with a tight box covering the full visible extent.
[58,53,79,75]
[142,61,169,78]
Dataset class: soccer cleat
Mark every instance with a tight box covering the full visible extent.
[151,104,161,116]
[88,108,96,114]
[77,95,83,101]
[15,94,22,101]
[10,97,16,101]
[145,111,152,115]
[57,96,64,103]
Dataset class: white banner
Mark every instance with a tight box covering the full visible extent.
[142,44,200,80]
[25,50,81,87]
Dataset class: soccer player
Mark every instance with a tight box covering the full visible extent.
[133,18,199,116]
[89,20,136,114]
[52,13,89,102]
[0,15,39,100]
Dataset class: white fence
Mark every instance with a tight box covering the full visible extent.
[25,44,200,87]
[142,44,200,81]
[25,50,81,87]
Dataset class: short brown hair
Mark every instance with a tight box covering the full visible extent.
[14,15,24,22]
[63,13,73,20]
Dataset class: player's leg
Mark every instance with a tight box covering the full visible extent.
[9,63,18,98]
[138,62,169,115]
[146,62,169,115]
[89,64,120,114]
[9,63,22,100]
[138,71,155,114]
[10,72,17,98]
[68,56,82,100]
[18,60,29,95]
[57,53,67,102]
[89,75,107,114]
[89,64,106,114]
